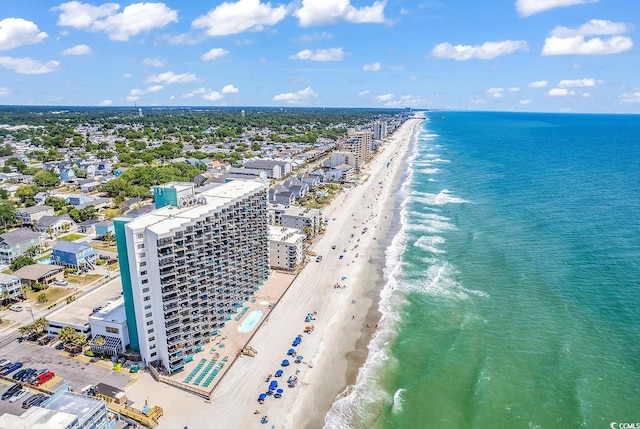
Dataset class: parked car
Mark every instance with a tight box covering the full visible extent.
[9,305,23,312]
[1,362,23,376]
[1,383,22,401]
[33,371,55,387]
[8,389,28,403]
[20,368,38,382]
[22,393,45,409]
[315,255,323,262]
[0,359,10,368]
[27,369,48,384]
[12,368,29,380]
[31,394,48,407]
[54,280,68,286]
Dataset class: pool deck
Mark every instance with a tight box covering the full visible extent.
[161,270,296,396]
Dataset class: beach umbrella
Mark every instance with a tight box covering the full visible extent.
[258,393,267,402]
[275,370,283,377]
[268,384,276,391]
[295,355,304,363]
[287,348,295,355]
[270,380,278,387]
[281,359,290,366]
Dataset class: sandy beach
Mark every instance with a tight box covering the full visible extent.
[124,116,421,429]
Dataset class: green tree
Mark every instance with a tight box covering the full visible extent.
[14,185,36,202]
[44,196,68,211]
[10,255,35,271]
[37,293,48,304]
[58,325,76,343]
[103,230,115,245]
[0,201,16,230]
[33,169,61,188]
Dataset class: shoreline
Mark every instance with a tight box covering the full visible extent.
[122,116,422,429]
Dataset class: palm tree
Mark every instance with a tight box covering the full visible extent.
[58,325,76,344]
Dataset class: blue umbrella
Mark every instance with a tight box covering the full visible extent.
[276,388,283,394]
[281,359,290,366]
[287,348,295,355]
[295,355,304,363]
[275,370,283,377]
[270,380,278,388]
[269,384,276,391]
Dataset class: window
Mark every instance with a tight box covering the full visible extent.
[142,279,149,285]
[150,352,157,358]
[137,243,145,249]
[142,287,150,293]
[145,312,152,318]
[144,304,151,310]
[136,233,144,239]
[106,326,119,334]
[147,328,154,334]
[144,296,150,301]
[146,320,153,326]
[140,270,147,276]
[140,261,147,267]
[149,336,155,342]
[150,344,156,350]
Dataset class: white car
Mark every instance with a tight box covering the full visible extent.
[9,305,23,312]
[9,389,28,403]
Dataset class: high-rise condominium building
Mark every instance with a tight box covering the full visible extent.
[114,180,269,373]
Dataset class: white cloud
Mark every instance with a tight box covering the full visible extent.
[542,19,633,56]
[293,32,333,43]
[470,99,487,104]
[144,57,165,67]
[202,91,223,101]
[581,92,590,98]
[62,44,91,55]
[235,38,254,46]
[0,17,48,50]
[519,99,533,105]
[290,48,345,61]
[0,56,60,74]
[548,88,573,96]
[515,0,598,17]
[272,87,318,104]
[126,84,164,101]
[294,0,386,27]
[557,78,601,88]
[53,1,178,41]
[98,99,112,105]
[529,80,548,88]
[122,73,133,78]
[487,87,505,98]
[375,93,394,102]
[619,92,640,104]
[192,0,287,37]
[432,40,529,60]
[363,62,381,71]
[145,71,198,85]
[358,90,371,96]
[509,87,520,92]
[221,84,239,94]
[0,87,9,97]
[201,48,230,62]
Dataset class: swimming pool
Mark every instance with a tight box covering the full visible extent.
[238,309,264,333]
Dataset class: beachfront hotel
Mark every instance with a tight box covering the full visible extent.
[114,180,270,373]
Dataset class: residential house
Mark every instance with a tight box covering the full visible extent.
[36,214,74,237]
[15,205,54,226]
[60,167,76,183]
[33,191,49,205]
[94,220,114,238]
[0,228,43,265]
[0,273,23,302]
[269,186,295,205]
[78,219,100,234]
[326,164,354,182]
[283,178,310,198]
[12,264,65,287]
[79,178,101,193]
[51,241,98,270]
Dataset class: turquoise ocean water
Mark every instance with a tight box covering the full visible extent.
[325,112,640,429]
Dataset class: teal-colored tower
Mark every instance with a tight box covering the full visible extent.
[114,217,139,352]
[152,182,194,209]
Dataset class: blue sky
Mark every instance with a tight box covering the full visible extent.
[0,0,638,112]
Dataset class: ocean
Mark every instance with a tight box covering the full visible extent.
[325,112,640,429]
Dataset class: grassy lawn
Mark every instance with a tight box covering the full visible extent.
[60,233,85,241]
[90,243,117,253]
[24,286,72,306]
[66,274,103,286]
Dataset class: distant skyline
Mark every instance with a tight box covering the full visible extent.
[0,0,638,113]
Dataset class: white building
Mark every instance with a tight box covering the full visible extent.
[268,226,306,271]
[115,180,270,372]
[88,298,130,356]
[269,204,322,237]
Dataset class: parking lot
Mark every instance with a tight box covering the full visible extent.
[0,336,134,417]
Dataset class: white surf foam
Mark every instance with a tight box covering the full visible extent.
[414,235,446,254]
[392,388,406,413]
